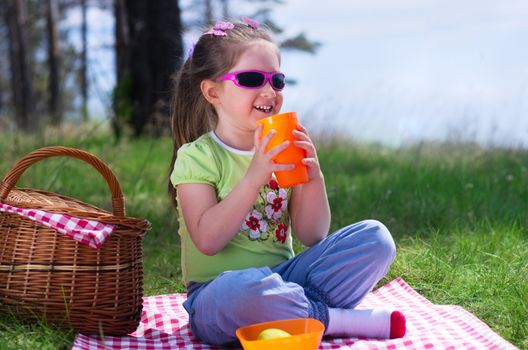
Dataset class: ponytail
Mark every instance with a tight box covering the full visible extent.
[167,60,217,209]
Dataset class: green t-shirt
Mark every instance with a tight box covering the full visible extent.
[170,132,294,285]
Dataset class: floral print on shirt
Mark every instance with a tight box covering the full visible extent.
[241,210,268,239]
[240,179,290,243]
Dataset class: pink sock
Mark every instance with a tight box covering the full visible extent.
[326,308,406,339]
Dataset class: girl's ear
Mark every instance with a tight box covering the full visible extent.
[201,80,221,105]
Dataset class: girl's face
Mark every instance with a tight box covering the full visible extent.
[213,40,283,135]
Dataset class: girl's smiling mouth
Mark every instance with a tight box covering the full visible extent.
[254,105,273,113]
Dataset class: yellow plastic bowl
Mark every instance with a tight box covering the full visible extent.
[236,318,325,350]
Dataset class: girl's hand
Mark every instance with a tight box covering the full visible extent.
[245,124,295,189]
[293,124,324,181]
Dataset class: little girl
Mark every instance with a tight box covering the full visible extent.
[167,18,405,346]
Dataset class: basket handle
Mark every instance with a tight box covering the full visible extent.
[0,146,126,217]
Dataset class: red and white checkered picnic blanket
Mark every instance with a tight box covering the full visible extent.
[72,278,518,349]
[0,203,115,249]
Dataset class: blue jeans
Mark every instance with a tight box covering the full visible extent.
[183,220,396,345]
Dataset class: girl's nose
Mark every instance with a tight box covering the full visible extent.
[260,80,276,97]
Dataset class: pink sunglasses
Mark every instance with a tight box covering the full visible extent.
[218,70,286,91]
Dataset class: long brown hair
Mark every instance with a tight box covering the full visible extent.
[168,20,278,208]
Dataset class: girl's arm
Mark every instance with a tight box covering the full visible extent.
[178,126,294,256]
[290,124,331,246]
[178,177,261,256]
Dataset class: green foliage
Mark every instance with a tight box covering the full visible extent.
[280,33,322,54]
[0,130,526,348]
[0,313,73,350]
[318,141,528,237]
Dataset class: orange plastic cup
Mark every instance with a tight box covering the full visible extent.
[236,318,325,350]
[256,112,308,188]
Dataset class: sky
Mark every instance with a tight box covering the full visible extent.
[273,0,528,147]
[71,0,528,148]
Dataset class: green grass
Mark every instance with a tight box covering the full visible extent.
[1,126,527,349]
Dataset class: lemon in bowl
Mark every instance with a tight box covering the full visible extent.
[236,318,324,350]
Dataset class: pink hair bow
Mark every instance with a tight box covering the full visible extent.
[243,16,259,29]
[204,21,235,37]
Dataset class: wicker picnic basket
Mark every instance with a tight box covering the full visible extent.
[0,146,150,335]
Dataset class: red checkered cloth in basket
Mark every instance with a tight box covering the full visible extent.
[72,278,517,349]
[0,203,115,249]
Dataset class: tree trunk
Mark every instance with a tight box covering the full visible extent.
[46,0,61,125]
[121,0,183,137]
[115,0,129,83]
[205,0,214,24]
[113,0,130,139]
[220,0,229,19]
[80,0,88,121]
[0,59,4,113]
[6,0,35,131]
